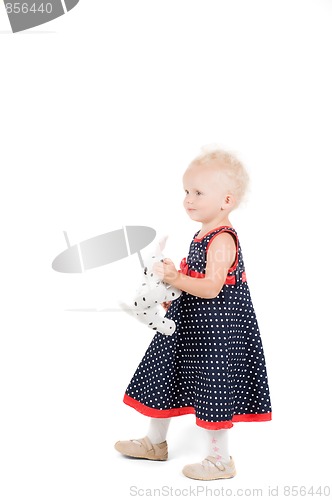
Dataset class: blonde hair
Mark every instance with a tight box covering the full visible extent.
[191,145,250,207]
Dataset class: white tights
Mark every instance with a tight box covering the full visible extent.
[146,417,230,462]
[147,417,171,444]
[206,429,230,462]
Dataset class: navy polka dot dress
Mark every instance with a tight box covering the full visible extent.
[124,226,272,429]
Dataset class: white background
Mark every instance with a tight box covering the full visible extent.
[0,1,331,499]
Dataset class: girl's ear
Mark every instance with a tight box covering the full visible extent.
[221,194,236,210]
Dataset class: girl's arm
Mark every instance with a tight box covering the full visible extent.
[153,232,236,299]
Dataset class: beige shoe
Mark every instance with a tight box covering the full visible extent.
[182,455,236,480]
[114,436,168,461]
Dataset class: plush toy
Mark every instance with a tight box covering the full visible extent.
[120,237,181,335]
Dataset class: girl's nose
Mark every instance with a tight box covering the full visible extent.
[185,195,194,204]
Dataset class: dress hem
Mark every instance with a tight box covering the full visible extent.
[123,394,272,430]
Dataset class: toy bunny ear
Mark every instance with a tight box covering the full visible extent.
[155,235,168,255]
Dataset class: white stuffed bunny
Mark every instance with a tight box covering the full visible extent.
[120,237,181,335]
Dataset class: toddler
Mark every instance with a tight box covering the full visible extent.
[115,147,272,480]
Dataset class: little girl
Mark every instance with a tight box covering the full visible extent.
[115,147,272,480]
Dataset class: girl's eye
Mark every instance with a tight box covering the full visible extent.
[184,190,202,195]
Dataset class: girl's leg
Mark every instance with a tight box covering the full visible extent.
[147,417,171,444]
[206,429,231,462]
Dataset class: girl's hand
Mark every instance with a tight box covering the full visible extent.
[161,301,171,311]
[153,258,178,285]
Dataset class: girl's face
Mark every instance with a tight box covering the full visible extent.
[182,161,231,223]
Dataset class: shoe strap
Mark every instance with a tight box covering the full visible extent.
[205,455,226,471]
[138,437,153,452]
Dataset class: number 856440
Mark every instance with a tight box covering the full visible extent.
[5,3,53,14]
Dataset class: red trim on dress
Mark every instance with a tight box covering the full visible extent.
[123,394,272,429]
[196,418,234,430]
[206,228,239,273]
[123,394,196,418]
[181,268,246,285]
[188,269,205,278]
[179,260,246,285]
[232,412,272,423]
[194,225,234,242]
